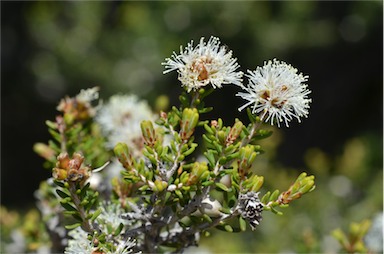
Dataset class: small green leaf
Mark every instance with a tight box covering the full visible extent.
[246,108,257,123]
[45,120,57,129]
[80,182,91,198]
[71,213,83,222]
[269,190,280,202]
[60,202,77,212]
[270,206,283,215]
[90,208,102,221]
[261,191,271,204]
[65,223,82,230]
[224,224,233,232]
[202,214,213,223]
[215,182,230,192]
[203,124,214,134]
[114,223,124,236]
[56,189,70,199]
[239,216,247,231]
[53,180,65,188]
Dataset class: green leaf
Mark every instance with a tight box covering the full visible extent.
[60,202,77,212]
[246,108,257,123]
[254,129,273,140]
[45,120,57,129]
[203,124,214,135]
[204,150,216,168]
[202,214,213,223]
[56,189,70,199]
[270,206,283,215]
[224,224,234,232]
[261,192,271,204]
[198,107,213,114]
[79,184,90,200]
[65,223,82,230]
[114,223,124,236]
[48,129,62,142]
[202,134,213,145]
[269,190,280,202]
[71,213,83,222]
[90,208,102,221]
[239,216,247,231]
[215,182,230,192]
[53,180,65,188]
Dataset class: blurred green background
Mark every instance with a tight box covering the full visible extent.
[1,1,382,253]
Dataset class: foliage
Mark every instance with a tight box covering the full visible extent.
[2,36,320,253]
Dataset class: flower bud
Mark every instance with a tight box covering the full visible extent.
[180,108,199,140]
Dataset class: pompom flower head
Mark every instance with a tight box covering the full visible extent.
[95,94,155,152]
[237,59,311,127]
[162,36,243,92]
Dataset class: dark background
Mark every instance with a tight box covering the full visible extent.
[1,1,382,209]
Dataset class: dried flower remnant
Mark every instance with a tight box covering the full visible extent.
[237,59,311,127]
[238,192,264,230]
[52,152,91,182]
[57,87,100,123]
[162,36,243,92]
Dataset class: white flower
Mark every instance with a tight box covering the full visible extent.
[162,36,243,92]
[95,94,155,153]
[65,202,137,254]
[237,59,311,127]
[76,87,100,104]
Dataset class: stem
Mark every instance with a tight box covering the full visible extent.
[57,117,67,153]
[68,182,92,233]
[241,120,261,148]
[190,91,200,108]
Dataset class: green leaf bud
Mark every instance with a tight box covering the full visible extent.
[141,120,156,147]
[114,143,135,170]
[226,120,243,146]
[242,175,264,192]
[238,145,257,179]
[278,172,316,205]
[180,108,199,140]
[154,179,168,192]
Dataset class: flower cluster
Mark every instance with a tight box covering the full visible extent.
[164,37,311,127]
